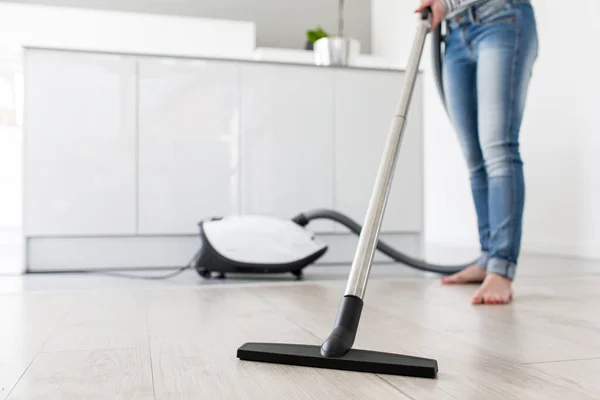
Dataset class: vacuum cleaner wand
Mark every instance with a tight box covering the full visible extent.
[238,8,439,378]
[321,5,431,357]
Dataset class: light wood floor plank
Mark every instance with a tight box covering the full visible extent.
[524,358,600,399]
[40,291,150,353]
[246,279,600,399]
[0,360,29,400]
[7,348,155,400]
[351,277,600,363]
[2,273,600,398]
[142,287,411,399]
[0,293,75,400]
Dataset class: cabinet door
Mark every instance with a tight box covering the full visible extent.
[240,64,335,232]
[24,50,137,236]
[334,69,423,233]
[137,58,240,234]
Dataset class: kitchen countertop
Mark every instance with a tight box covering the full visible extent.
[21,45,413,74]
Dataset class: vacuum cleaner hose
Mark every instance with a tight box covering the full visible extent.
[290,29,468,275]
[431,24,446,111]
[292,209,476,275]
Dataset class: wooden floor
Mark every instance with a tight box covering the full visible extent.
[2,266,600,399]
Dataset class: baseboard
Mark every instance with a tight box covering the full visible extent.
[424,237,600,261]
[521,240,600,261]
[26,232,423,272]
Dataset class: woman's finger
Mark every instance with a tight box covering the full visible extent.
[414,0,432,12]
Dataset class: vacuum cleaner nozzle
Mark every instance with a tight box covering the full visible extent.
[237,297,438,379]
[237,342,438,378]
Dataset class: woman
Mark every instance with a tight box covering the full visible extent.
[416,0,539,304]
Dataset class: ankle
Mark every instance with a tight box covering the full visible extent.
[486,258,517,281]
[486,272,512,283]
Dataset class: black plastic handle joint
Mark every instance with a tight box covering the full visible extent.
[321,295,364,358]
[421,6,432,20]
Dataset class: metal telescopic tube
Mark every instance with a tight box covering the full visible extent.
[344,14,431,299]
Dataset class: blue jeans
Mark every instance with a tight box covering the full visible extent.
[443,0,538,280]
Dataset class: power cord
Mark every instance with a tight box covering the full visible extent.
[88,252,199,281]
[92,265,193,280]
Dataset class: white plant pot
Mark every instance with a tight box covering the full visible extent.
[313,36,360,67]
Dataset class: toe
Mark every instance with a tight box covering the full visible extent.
[484,294,499,304]
[441,275,460,284]
[486,294,511,304]
[471,291,484,304]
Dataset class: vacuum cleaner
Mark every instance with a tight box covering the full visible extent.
[191,9,462,282]
[194,208,474,280]
[236,8,448,378]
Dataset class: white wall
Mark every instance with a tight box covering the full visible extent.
[372,0,420,69]
[2,0,373,52]
[0,2,256,58]
[516,1,600,258]
[372,0,600,259]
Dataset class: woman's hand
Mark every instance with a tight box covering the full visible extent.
[415,0,447,31]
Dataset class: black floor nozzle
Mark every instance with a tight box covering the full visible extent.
[237,295,439,379]
[237,342,438,378]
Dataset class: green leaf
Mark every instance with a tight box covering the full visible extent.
[306,26,329,43]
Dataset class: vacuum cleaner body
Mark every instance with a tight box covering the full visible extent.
[194,215,328,279]
[193,207,474,280]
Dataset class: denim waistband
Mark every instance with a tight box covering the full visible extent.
[446,0,530,30]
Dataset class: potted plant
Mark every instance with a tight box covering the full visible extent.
[312,0,360,66]
[305,26,329,50]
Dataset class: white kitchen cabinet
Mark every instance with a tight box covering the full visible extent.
[240,63,335,232]
[137,58,240,234]
[333,69,423,233]
[23,46,425,271]
[23,49,137,236]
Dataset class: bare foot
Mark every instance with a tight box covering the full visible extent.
[441,265,486,285]
[472,273,513,305]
